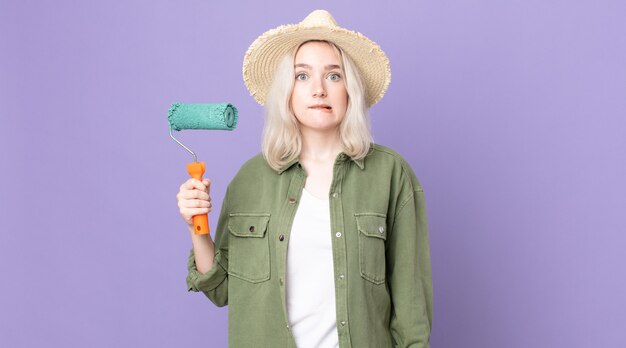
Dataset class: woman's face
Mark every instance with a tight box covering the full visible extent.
[290,41,348,134]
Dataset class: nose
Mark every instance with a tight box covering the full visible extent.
[312,76,327,98]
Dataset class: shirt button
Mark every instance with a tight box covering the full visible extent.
[335,232,342,238]
[379,226,384,234]
[279,234,285,241]
[340,321,346,326]
[332,192,338,198]
[249,225,255,233]
[288,198,296,203]
[339,274,344,280]
[279,277,284,285]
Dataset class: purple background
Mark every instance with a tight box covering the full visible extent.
[1,0,625,347]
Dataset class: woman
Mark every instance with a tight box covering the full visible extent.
[176,10,433,348]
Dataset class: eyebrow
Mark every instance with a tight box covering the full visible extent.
[294,63,342,70]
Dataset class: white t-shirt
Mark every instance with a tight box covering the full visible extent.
[286,188,339,348]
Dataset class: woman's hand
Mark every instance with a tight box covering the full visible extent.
[177,178,212,230]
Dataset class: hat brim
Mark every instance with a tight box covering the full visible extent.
[243,24,391,108]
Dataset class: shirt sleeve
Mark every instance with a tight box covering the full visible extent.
[185,187,231,307]
[387,173,433,347]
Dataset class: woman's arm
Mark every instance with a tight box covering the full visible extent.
[189,228,215,273]
[186,186,231,307]
[387,177,433,347]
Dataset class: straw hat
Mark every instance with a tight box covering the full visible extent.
[242,9,391,108]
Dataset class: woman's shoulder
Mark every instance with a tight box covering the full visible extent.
[367,143,424,192]
[367,143,414,171]
[368,143,408,161]
[239,152,269,171]
[227,152,274,187]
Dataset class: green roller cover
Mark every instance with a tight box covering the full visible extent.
[168,103,238,131]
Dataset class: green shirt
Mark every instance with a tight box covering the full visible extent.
[186,144,433,347]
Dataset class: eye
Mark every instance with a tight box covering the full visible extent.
[295,72,308,81]
[327,73,342,81]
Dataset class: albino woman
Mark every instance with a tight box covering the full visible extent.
[176,10,433,348]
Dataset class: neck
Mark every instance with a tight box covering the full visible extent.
[299,128,343,162]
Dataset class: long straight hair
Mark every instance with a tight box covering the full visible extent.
[261,40,372,171]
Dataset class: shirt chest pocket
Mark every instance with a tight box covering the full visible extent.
[355,213,388,285]
[227,213,271,283]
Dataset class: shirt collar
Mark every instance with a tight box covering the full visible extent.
[277,153,365,174]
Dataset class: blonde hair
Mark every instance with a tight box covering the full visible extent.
[261,40,372,171]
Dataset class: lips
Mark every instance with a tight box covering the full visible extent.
[309,104,332,110]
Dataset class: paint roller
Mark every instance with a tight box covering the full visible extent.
[168,103,238,235]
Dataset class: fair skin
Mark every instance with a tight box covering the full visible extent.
[291,41,348,198]
[177,41,349,273]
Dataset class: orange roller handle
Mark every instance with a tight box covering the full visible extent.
[187,161,210,235]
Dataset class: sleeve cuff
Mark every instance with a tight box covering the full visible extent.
[186,248,228,292]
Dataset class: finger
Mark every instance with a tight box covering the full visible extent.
[180,196,211,209]
[183,179,195,190]
[185,178,206,192]
[181,189,209,201]
[189,199,210,208]
[203,178,211,194]
[194,178,207,192]
[197,190,210,201]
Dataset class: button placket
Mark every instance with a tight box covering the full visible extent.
[328,159,352,346]
[277,167,305,340]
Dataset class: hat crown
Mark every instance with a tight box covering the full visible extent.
[300,9,338,28]
[242,9,390,107]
